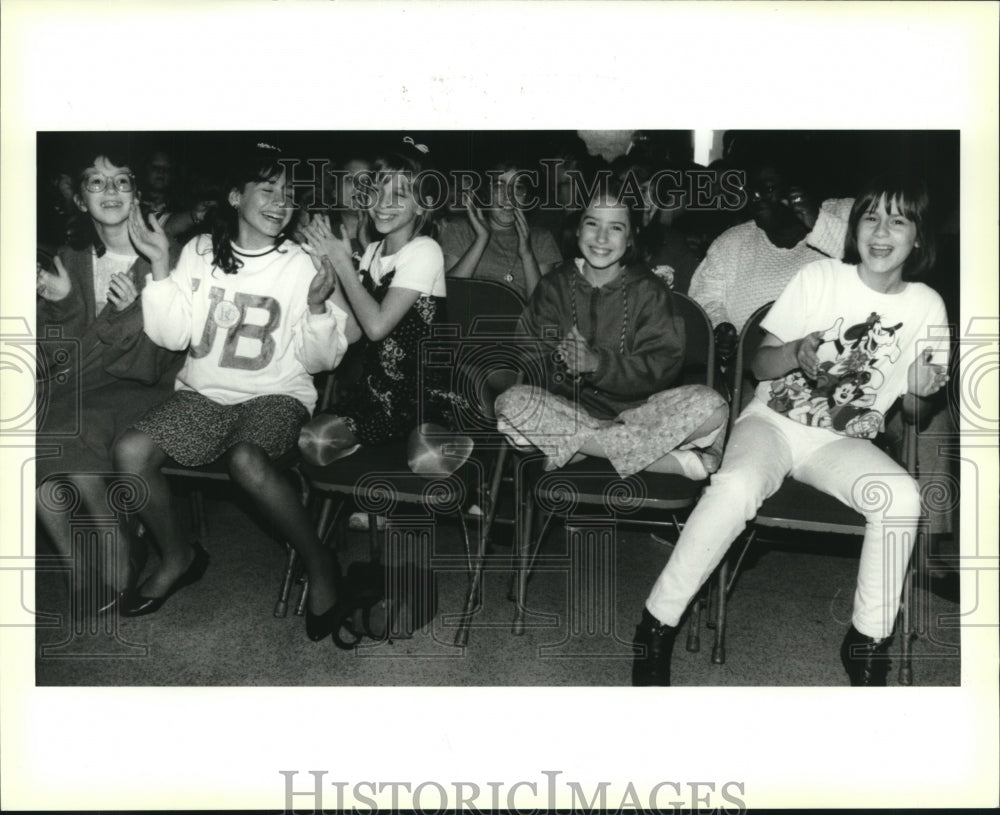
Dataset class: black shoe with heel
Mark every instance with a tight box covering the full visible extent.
[120,542,210,618]
[306,601,345,642]
[632,608,678,686]
[840,624,891,686]
[305,556,345,642]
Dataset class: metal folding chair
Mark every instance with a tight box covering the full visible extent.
[510,292,724,654]
[300,278,527,647]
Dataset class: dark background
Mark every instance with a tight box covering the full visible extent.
[37,128,960,318]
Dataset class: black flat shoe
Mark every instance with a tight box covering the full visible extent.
[840,624,891,686]
[95,526,152,614]
[305,600,341,642]
[120,543,210,618]
[632,608,678,687]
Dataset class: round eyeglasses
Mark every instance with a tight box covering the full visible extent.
[84,174,135,194]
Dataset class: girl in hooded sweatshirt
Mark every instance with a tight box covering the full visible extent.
[494,184,728,479]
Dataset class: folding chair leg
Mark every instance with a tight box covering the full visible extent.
[711,558,729,665]
[898,560,915,686]
[481,442,511,548]
[295,570,309,617]
[686,589,704,652]
[274,544,298,618]
[192,489,208,539]
[512,490,535,636]
[454,510,485,647]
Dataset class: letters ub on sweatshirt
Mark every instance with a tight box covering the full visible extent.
[141,235,348,414]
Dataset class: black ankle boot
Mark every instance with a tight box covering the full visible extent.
[840,624,891,686]
[632,608,677,686]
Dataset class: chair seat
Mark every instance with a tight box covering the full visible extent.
[300,442,476,508]
[756,477,865,533]
[527,456,706,513]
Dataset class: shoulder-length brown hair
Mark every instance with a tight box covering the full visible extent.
[843,174,936,281]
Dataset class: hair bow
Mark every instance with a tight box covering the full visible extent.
[403,136,430,155]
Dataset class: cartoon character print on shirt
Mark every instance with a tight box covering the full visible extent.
[189,280,281,371]
[767,311,902,438]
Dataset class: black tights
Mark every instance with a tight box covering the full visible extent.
[113,430,337,612]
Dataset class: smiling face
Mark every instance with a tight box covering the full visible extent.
[855,194,918,285]
[576,197,632,273]
[229,169,293,250]
[75,156,135,227]
[832,382,856,405]
[369,171,424,248]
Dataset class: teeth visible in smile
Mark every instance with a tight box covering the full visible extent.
[261,212,284,223]
[869,246,893,257]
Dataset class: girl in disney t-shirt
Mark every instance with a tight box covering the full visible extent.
[633,174,950,687]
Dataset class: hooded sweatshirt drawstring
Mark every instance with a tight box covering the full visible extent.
[569,275,629,354]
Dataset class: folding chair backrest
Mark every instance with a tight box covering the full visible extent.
[445,278,527,336]
[671,291,716,389]
[422,278,528,435]
[731,301,774,413]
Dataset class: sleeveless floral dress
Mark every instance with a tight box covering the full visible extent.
[336,246,455,445]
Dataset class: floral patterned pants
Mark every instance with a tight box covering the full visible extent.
[495,384,726,478]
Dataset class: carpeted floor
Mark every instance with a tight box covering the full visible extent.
[34,486,962,687]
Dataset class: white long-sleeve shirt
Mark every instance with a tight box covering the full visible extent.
[142,234,348,413]
[689,197,854,331]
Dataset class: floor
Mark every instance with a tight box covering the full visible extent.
[33,482,962,688]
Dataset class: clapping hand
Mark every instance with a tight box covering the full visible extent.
[794,331,824,378]
[301,213,354,277]
[513,207,533,258]
[908,348,949,398]
[106,271,138,311]
[37,256,72,302]
[556,325,599,377]
[306,256,337,314]
[464,193,491,241]
[127,206,170,268]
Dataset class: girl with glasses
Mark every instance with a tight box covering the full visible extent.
[36,141,186,612]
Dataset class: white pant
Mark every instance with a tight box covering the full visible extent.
[645,400,922,639]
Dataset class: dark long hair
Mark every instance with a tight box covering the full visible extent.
[843,174,935,281]
[208,142,290,275]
